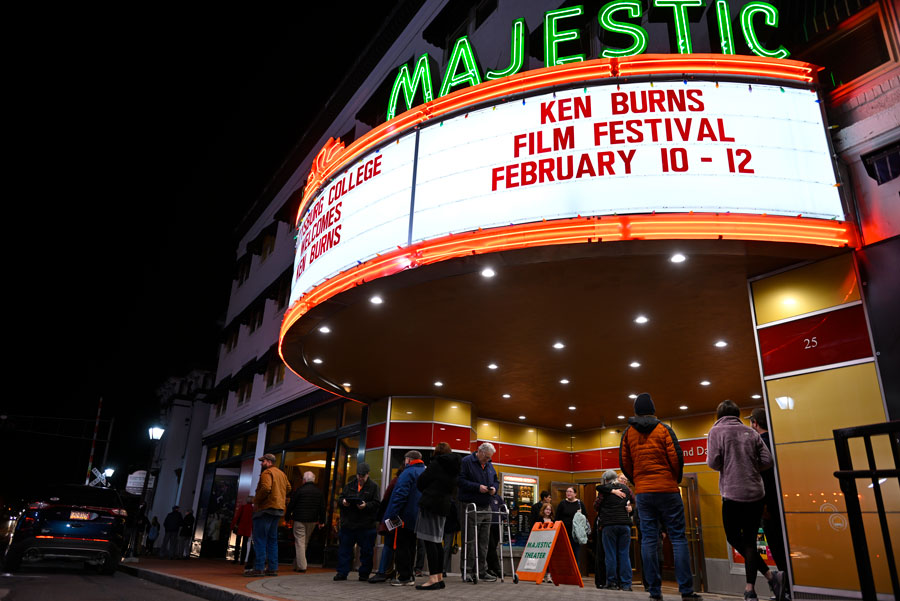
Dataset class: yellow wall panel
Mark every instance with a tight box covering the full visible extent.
[786,512,899,594]
[433,398,470,426]
[751,253,859,325]
[765,363,886,443]
[669,414,718,440]
[776,439,899,514]
[537,428,573,451]
[699,493,724,529]
[499,422,539,446]
[571,429,606,450]
[390,397,434,421]
[702,525,728,559]
[475,419,500,441]
[368,399,388,424]
[364,449,384,483]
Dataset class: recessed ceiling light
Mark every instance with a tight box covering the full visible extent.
[560,379,570,384]
[629,361,641,368]
[700,380,711,386]
[369,295,383,304]
[617,415,626,420]
[565,423,573,428]
[670,253,686,263]
[634,315,649,324]
[319,326,331,334]
[715,340,727,347]
[553,342,565,349]
[312,358,323,364]
[502,393,511,399]
[342,382,351,387]
[751,394,761,399]
[488,363,498,370]
[568,406,576,410]
[434,381,443,387]
[628,394,637,399]
[406,411,413,415]
[679,405,688,410]
[518,415,526,420]
[481,267,496,278]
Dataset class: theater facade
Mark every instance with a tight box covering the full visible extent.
[194,2,898,598]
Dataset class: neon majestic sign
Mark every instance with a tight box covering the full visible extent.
[388,0,790,119]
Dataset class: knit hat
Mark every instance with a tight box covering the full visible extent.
[634,393,656,416]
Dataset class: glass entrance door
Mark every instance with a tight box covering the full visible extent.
[283,449,332,565]
[680,473,705,591]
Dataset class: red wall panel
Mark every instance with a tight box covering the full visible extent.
[366,423,386,448]
[538,449,572,471]
[389,422,433,447]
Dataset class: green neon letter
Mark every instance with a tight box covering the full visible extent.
[544,6,585,67]
[740,1,790,58]
[439,36,483,97]
[653,0,703,54]
[598,1,648,58]
[714,0,735,54]
[387,54,435,120]
[486,18,526,80]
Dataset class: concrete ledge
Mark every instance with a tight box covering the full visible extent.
[118,563,272,601]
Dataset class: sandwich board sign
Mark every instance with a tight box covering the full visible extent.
[515,521,583,586]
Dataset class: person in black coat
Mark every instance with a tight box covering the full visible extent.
[287,471,325,572]
[597,470,634,590]
[415,442,461,590]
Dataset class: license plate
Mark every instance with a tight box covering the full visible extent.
[69,511,91,520]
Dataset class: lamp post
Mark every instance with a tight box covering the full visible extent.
[129,426,164,559]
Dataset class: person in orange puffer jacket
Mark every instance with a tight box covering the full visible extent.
[619,393,700,601]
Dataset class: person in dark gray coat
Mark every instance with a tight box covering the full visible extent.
[287,471,325,572]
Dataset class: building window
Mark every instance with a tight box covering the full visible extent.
[224,327,240,353]
[863,142,900,185]
[236,379,253,406]
[236,256,251,286]
[248,304,265,333]
[214,398,227,417]
[260,234,276,261]
[265,359,285,390]
[276,276,291,309]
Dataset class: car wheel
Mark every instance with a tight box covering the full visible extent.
[99,554,120,575]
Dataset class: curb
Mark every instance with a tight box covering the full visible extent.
[119,563,273,601]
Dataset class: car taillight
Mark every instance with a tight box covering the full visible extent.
[111,508,128,517]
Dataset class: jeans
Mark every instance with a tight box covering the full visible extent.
[292,521,316,570]
[377,534,394,574]
[635,492,694,596]
[602,524,632,586]
[252,513,281,572]
[336,527,376,577]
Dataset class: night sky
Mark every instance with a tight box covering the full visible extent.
[4,5,392,503]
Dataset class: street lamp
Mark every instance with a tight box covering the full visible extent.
[104,468,115,479]
[131,426,165,558]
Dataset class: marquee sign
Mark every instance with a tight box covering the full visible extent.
[289,72,842,306]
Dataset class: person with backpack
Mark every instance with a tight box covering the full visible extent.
[556,486,588,562]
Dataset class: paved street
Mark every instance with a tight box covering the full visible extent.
[0,566,206,601]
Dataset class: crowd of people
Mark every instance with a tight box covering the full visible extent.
[222,393,788,601]
[137,505,195,559]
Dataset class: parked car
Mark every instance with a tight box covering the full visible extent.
[3,484,127,574]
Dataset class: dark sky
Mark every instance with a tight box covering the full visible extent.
[5,4,393,502]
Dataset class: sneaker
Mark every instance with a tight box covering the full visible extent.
[391,578,415,586]
[264,570,278,576]
[769,571,785,601]
[333,573,348,581]
[243,569,265,577]
[358,574,370,581]
[607,582,619,590]
[415,569,425,577]
[368,573,387,583]
[480,573,497,582]
[744,591,759,600]
[622,585,633,591]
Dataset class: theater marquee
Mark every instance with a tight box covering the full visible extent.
[289,58,845,309]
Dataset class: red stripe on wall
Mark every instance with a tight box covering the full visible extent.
[432,424,470,447]
[389,422,434,447]
[538,449,572,471]
[366,423,386,448]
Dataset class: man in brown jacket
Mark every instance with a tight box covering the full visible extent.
[619,393,699,601]
[246,453,291,576]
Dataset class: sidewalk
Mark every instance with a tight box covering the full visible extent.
[120,559,745,601]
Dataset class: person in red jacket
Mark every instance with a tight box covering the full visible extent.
[232,496,254,565]
[619,393,700,601]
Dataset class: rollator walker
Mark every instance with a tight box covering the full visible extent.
[462,502,519,584]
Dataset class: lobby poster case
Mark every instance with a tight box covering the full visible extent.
[500,473,538,547]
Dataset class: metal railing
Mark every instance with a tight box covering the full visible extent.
[832,421,899,600]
